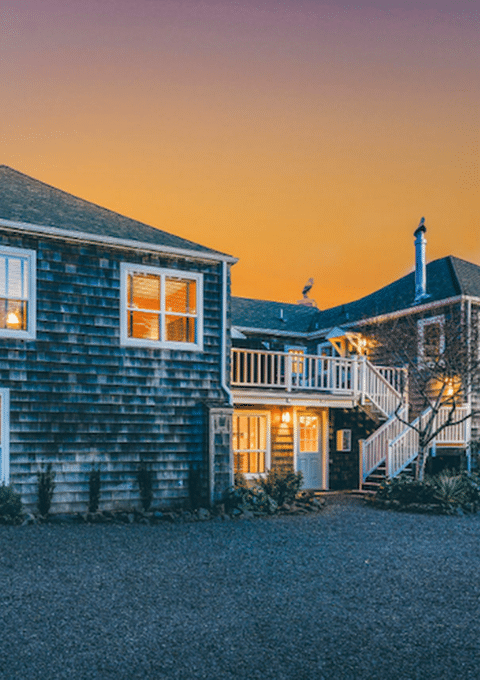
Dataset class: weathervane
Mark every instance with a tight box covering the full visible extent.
[297,278,317,307]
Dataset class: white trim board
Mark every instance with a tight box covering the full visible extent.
[0,218,238,265]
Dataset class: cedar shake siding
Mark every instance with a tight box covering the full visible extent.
[0,230,232,512]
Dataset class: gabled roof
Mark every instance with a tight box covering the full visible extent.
[232,297,320,334]
[0,166,233,259]
[315,257,463,329]
[232,256,480,335]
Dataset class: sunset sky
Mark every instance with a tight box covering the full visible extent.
[1,0,478,308]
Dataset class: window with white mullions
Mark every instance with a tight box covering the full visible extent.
[165,277,197,343]
[0,246,36,339]
[120,263,203,350]
[233,413,269,476]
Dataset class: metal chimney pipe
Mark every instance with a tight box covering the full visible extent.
[414,217,428,303]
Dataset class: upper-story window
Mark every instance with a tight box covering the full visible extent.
[0,246,36,340]
[285,345,306,374]
[418,315,445,365]
[120,263,203,350]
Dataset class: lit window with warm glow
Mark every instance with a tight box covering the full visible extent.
[0,247,36,339]
[299,415,319,453]
[233,412,269,476]
[121,263,202,350]
[286,346,305,374]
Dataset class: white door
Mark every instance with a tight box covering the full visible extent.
[297,414,322,489]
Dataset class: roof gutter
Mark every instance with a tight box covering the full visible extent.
[310,294,470,337]
[234,294,480,340]
[0,218,238,265]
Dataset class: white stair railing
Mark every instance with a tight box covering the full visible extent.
[361,407,408,482]
[360,358,405,419]
[387,405,471,479]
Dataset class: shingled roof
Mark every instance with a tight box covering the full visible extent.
[0,165,232,259]
[232,297,320,333]
[232,256,480,335]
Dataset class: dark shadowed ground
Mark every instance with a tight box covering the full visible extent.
[1,494,479,680]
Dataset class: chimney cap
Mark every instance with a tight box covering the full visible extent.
[414,217,426,237]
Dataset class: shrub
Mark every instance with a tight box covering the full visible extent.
[224,474,278,514]
[37,463,55,517]
[432,471,480,513]
[376,474,436,505]
[376,471,480,514]
[88,465,101,513]
[0,483,24,524]
[137,460,153,511]
[258,468,303,506]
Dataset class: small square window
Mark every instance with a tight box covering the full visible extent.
[336,429,352,452]
[0,246,36,339]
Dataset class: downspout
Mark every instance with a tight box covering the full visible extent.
[466,298,472,472]
[221,260,233,406]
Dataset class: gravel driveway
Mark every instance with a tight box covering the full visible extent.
[1,494,479,680]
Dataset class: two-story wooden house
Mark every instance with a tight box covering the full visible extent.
[0,166,235,512]
[231,223,475,490]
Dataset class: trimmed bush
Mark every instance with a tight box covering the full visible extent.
[0,483,24,524]
[376,475,436,505]
[258,468,303,506]
[37,463,55,517]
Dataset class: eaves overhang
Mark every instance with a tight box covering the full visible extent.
[233,325,312,338]
[0,217,238,265]
[234,295,480,341]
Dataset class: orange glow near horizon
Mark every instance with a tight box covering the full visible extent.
[1,0,478,309]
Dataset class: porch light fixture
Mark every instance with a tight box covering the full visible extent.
[281,411,291,424]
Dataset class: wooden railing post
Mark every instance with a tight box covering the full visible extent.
[358,439,364,489]
[286,353,292,392]
[360,355,367,405]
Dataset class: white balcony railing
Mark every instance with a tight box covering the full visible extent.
[231,348,406,419]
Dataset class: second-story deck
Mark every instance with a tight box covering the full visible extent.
[231,348,407,418]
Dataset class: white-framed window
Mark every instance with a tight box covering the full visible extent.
[285,345,306,374]
[418,315,445,365]
[120,263,203,350]
[233,411,270,477]
[0,246,36,340]
[336,429,352,452]
[317,341,341,357]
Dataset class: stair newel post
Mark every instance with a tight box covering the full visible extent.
[386,439,391,479]
[360,355,367,405]
[353,355,359,401]
[358,438,364,490]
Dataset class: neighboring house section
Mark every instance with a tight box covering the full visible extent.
[0,166,236,512]
[231,225,477,490]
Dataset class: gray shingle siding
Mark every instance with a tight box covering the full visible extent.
[0,230,230,512]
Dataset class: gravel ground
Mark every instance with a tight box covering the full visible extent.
[1,494,479,680]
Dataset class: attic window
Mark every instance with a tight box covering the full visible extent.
[0,246,36,340]
[120,263,203,350]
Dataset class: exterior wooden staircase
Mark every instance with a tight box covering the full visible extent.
[360,405,471,491]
